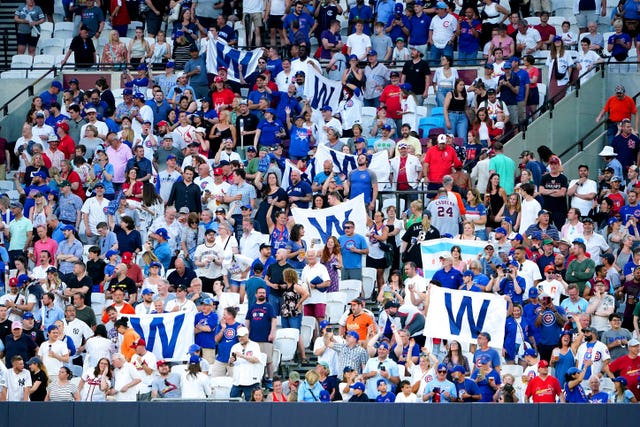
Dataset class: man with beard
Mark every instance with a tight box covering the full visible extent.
[344,154,378,213]
[245,287,277,388]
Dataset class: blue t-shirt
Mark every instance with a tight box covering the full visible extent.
[376,392,396,402]
[348,168,375,204]
[287,181,312,208]
[458,19,481,54]
[432,268,464,290]
[214,321,241,363]
[349,5,374,34]
[284,12,315,42]
[472,348,501,370]
[454,378,481,402]
[93,163,115,194]
[257,120,283,147]
[564,382,589,403]
[409,13,431,45]
[423,378,457,403]
[339,233,368,269]
[194,311,218,349]
[515,69,530,102]
[248,89,272,107]
[266,58,283,77]
[470,369,501,402]
[245,303,276,342]
[608,32,632,58]
[154,241,173,270]
[498,276,526,305]
[385,15,411,44]
[289,126,312,158]
[537,306,567,345]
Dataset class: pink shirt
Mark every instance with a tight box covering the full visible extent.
[106,143,133,184]
[34,237,59,265]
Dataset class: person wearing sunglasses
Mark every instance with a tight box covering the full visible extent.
[422,363,456,403]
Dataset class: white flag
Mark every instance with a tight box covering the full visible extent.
[424,286,507,349]
[314,145,390,190]
[206,36,262,82]
[129,311,195,362]
[303,67,342,112]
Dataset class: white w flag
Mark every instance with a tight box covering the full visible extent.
[424,286,507,349]
[206,36,262,82]
[303,67,342,112]
[291,194,368,245]
[282,159,309,191]
[314,145,390,190]
[129,311,195,361]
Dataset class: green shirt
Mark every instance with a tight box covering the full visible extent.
[489,153,517,194]
[8,216,33,251]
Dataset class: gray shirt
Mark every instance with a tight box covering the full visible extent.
[15,5,44,35]
[600,328,633,361]
[151,373,182,398]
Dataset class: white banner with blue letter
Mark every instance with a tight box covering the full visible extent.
[129,311,195,362]
[424,285,506,349]
[314,145,390,190]
[420,238,489,280]
[303,67,342,112]
[206,36,262,82]
[291,193,368,245]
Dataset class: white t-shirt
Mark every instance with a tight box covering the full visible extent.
[313,335,344,377]
[230,341,263,386]
[568,179,597,216]
[429,14,458,48]
[130,351,158,390]
[165,298,197,313]
[519,198,542,234]
[113,362,141,401]
[516,28,542,53]
[517,260,542,295]
[302,262,331,305]
[180,371,210,398]
[536,279,565,306]
[80,120,109,139]
[346,33,372,60]
[38,340,70,375]
[583,233,609,265]
[576,341,611,379]
[5,368,32,401]
[395,392,418,403]
[0,293,26,322]
[81,197,110,234]
[65,318,94,350]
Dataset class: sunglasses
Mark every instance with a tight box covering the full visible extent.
[438,370,447,373]
[344,226,353,229]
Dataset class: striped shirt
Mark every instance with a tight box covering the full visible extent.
[47,380,78,401]
[226,182,256,215]
[333,343,369,380]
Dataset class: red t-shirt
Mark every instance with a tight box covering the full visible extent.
[609,355,640,400]
[379,85,402,119]
[64,170,86,201]
[525,375,562,403]
[211,89,235,112]
[423,146,462,184]
[604,95,638,123]
[58,134,76,159]
[397,156,409,190]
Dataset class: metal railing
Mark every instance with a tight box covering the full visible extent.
[558,86,640,160]
[0,66,57,118]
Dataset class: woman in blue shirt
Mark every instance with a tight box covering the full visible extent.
[255,109,285,149]
[563,366,589,403]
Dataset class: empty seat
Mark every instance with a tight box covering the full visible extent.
[33,54,56,69]
[339,279,362,302]
[300,316,317,349]
[27,69,50,79]
[11,54,33,70]
[274,328,300,362]
[1,70,27,79]
[362,267,377,299]
[55,53,74,68]
[39,38,66,55]
[40,22,54,39]
[54,21,75,40]
[325,291,347,324]
[501,364,523,378]
[210,376,234,399]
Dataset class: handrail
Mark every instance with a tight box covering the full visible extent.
[557,89,640,159]
[2,29,8,71]
[0,66,57,118]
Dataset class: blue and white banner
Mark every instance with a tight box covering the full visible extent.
[424,285,506,349]
[129,311,195,362]
[314,145,390,190]
[282,159,310,191]
[206,36,262,82]
[303,67,342,112]
[420,238,489,280]
[291,194,368,245]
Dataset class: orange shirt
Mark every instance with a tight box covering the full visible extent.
[345,312,376,341]
[121,328,140,362]
[604,95,637,123]
[101,302,136,324]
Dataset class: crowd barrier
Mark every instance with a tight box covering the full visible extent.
[0,402,636,427]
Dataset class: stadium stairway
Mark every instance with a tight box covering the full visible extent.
[0,1,21,68]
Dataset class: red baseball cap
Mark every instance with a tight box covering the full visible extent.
[9,277,18,287]
[538,360,549,368]
[122,252,133,264]
[56,121,70,132]
[213,167,223,176]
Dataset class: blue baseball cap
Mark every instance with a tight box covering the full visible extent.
[437,363,448,371]
[166,61,175,68]
[347,331,360,341]
[567,367,581,376]
[155,228,170,240]
[23,312,35,320]
[122,88,133,96]
[141,288,155,295]
[463,270,474,277]
[451,365,465,374]
[377,379,387,386]
[436,1,448,9]
[478,355,491,365]
[189,355,201,364]
[321,105,332,112]
[367,50,377,56]
[188,344,201,354]
[62,224,76,232]
[524,348,538,357]
[17,274,30,285]
[495,227,507,235]
[149,261,162,269]
[399,83,412,91]
[319,320,329,330]
[509,233,524,241]
[350,382,365,391]
[47,324,58,333]
[530,231,543,240]
[106,249,119,259]
[528,288,539,298]
[51,81,63,90]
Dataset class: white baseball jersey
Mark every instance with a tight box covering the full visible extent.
[427,197,461,237]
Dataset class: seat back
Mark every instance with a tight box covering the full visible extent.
[274,328,300,361]
[338,279,362,302]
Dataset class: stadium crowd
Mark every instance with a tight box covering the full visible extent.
[0,0,639,405]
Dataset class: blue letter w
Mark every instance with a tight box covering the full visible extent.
[131,314,186,358]
[307,210,353,240]
[444,293,490,338]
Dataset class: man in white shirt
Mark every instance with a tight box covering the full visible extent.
[428,2,457,62]
[560,208,585,243]
[515,20,542,56]
[567,164,598,216]
[37,325,70,376]
[301,250,331,319]
[165,285,197,312]
[80,108,109,140]
[131,94,154,136]
[64,305,94,367]
[514,246,542,295]
[129,338,157,400]
[32,112,56,149]
[537,265,567,306]
[3,355,31,401]
[81,183,110,245]
[404,262,428,309]
[313,106,343,147]
[111,353,142,402]
[229,326,263,401]
[239,217,267,261]
[346,20,372,60]
[575,327,612,381]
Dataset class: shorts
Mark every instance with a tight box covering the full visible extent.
[146,13,163,36]
[201,348,216,364]
[366,255,388,270]
[258,342,273,364]
[575,12,599,29]
[229,279,246,288]
[268,15,284,30]
[527,86,540,107]
[17,33,39,48]
[342,268,362,281]
[245,12,264,29]
[281,314,302,329]
[210,360,233,377]
[303,303,326,318]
